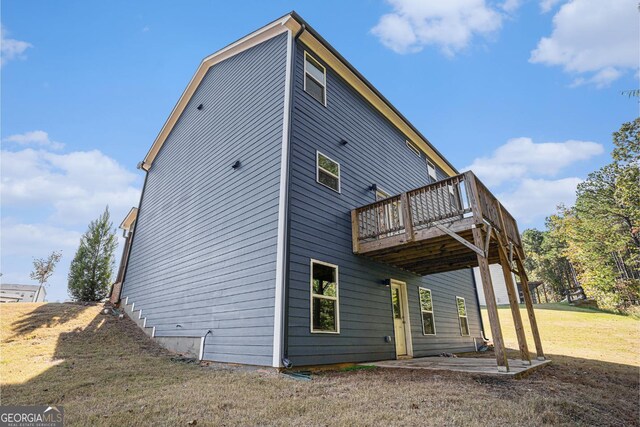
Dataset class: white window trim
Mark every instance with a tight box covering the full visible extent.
[406,140,421,157]
[316,150,341,193]
[304,51,327,107]
[418,287,436,336]
[310,259,340,334]
[426,159,437,182]
[456,296,470,336]
[375,187,391,201]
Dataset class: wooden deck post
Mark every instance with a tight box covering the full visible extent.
[494,203,530,365]
[472,226,509,372]
[496,236,531,364]
[400,192,414,243]
[351,210,360,254]
[515,258,545,360]
[466,172,508,372]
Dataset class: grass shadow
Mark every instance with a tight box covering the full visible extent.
[2,304,639,426]
[7,303,94,339]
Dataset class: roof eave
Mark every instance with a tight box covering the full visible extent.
[119,207,139,231]
[141,13,297,170]
[140,11,457,176]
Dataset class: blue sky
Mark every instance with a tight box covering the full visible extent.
[2,0,638,301]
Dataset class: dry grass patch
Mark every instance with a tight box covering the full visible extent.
[1,302,638,426]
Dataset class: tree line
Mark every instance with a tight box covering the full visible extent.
[521,118,639,313]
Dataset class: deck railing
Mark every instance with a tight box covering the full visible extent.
[352,171,521,252]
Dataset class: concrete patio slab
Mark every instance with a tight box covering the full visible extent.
[367,357,551,378]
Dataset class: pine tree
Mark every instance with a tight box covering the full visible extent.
[68,206,118,301]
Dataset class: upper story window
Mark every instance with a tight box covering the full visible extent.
[316,151,340,193]
[426,160,437,182]
[456,296,470,336]
[304,52,326,105]
[310,260,339,333]
[406,140,421,157]
[419,288,436,335]
[375,188,391,201]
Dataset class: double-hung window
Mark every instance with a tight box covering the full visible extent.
[316,151,340,192]
[419,288,436,335]
[310,260,339,333]
[426,160,437,183]
[456,297,470,336]
[304,52,326,105]
[406,140,421,157]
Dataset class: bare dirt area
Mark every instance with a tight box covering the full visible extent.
[1,302,638,426]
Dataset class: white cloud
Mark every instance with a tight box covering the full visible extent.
[498,177,582,224]
[465,137,603,186]
[371,0,504,56]
[1,148,141,225]
[1,140,141,301]
[502,0,523,13]
[530,0,639,87]
[466,135,604,226]
[0,221,81,257]
[539,0,563,13]
[0,25,32,66]
[569,67,624,89]
[4,130,65,150]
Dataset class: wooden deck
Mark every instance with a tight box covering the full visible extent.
[351,171,545,373]
[367,357,551,378]
[351,171,523,275]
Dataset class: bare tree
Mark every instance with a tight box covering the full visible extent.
[30,251,62,302]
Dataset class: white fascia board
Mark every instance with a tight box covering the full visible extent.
[142,14,297,170]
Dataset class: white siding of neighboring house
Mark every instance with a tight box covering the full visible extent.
[0,285,46,303]
[473,264,515,306]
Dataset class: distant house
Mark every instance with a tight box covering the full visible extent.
[110,12,544,371]
[474,266,543,305]
[0,284,46,303]
[474,265,513,306]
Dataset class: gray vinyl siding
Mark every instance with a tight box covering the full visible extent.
[286,41,481,366]
[121,33,288,366]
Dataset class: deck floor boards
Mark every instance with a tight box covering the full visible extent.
[367,357,551,378]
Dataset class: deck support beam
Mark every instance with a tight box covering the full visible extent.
[515,258,545,360]
[472,227,509,372]
[496,231,531,365]
[435,223,485,257]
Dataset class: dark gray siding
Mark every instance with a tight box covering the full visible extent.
[121,33,288,366]
[286,41,482,366]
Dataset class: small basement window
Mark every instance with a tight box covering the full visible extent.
[406,140,421,157]
[456,297,470,336]
[310,260,339,333]
[304,52,326,105]
[316,151,340,192]
[426,160,437,182]
[419,288,436,335]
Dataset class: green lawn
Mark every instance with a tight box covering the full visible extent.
[482,303,640,366]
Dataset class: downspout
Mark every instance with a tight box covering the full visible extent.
[281,23,305,368]
[118,162,150,300]
[470,268,488,343]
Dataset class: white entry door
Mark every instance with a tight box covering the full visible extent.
[391,282,408,356]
